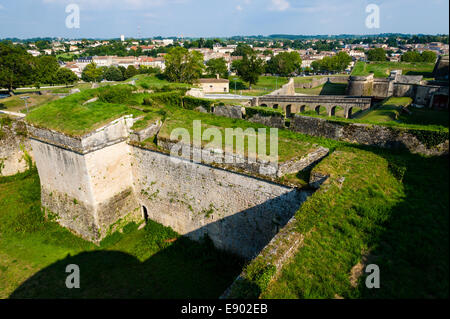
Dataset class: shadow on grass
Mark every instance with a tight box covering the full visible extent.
[349,145,449,298]
[9,234,244,299]
[319,82,347,96]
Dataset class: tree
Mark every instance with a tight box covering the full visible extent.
[401,51,422,62]
[125,65,138,79]
[34,56,60,85]
[55,68,78,86]
[235,53,264,89]
[334,52,352,72]
[0,42,34,92]
[164,47,204,83]
[367,48,387,61]
[104,66,124,81]
[231,43,254,57]
[266,52,302,76]
[81,62,103,82]
[421,50,437,63]
[206,58,228,78]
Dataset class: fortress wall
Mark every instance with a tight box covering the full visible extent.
[28,116,139,241]
[290,115,449,156]
[131,145,309,259]
[0,119,32,176]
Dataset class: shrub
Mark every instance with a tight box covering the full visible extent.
[146,91,183,107]
[182,96,213,112]
[98,86,133,104]
[245,106,284,118]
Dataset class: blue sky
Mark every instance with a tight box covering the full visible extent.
[0,0,448,39]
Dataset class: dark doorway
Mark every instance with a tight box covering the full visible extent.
[142,206,148,222]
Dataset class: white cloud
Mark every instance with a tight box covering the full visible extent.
[42,0,187,10]
[0,4,4,10]
[269,0,290,11]
[236,5,243,11]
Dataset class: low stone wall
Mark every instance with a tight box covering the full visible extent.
[247,113,285,129]
[290,115,449,156]
[0,118,33,176]
[213,105,243,119]
[131,145,310,259]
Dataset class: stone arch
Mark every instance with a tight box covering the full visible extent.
[315,105,326,115]
[300,105,306,113]
[260,103,268,107]
[286,105,293,118]
[329,105,345,117]
[273,104,279,109]
[345,107,354,119]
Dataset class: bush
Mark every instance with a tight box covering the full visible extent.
[245,106,284,118]
[146,91,183,107]
[98,86,133,104]
[182,96,213,112]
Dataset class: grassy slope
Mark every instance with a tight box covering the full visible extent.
[0,95,59,113]
[0,169,243,299]
[228,76,289,96]
[262,147,449,298]
[351,61,435,78]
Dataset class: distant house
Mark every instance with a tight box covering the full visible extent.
[198,76,229,93]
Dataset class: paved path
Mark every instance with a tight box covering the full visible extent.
[204,94,255,100]
[0,110,26,118]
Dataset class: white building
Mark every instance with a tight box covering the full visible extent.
[121,35,125,42]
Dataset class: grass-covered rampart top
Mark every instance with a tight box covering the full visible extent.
[351,61,435,79]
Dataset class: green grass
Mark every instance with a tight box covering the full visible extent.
[0,168,244,299]
[25,87,145,136]
[133,75,193,90]
[261,147,449,299]
[295,82,348,96]
[293,74,348,84]
[0,94,59,113]
[351,61,435,78]
[229,76,289,96]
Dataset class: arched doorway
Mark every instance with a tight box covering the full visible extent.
[300,105,306,113]
[286,105,292,118]
[273,104,279,109]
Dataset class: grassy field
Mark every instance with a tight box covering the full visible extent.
[0,169,244,299]
[351,61,435,79]
[295,82,348,96]
[228,76,289,96]
[261,147,449,298]
[0,94,59,113]
[293,74,349,84]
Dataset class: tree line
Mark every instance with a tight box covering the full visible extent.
[0,42,78,92]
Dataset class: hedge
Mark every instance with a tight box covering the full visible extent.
[245,106,284,119]
[182,96,214,112]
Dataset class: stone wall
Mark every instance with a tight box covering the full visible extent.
[290,115,449,156]
[131,145,310,259]
[270,78,295,96]
[0,118,32,176]
[247,113,285,129]
[213,105,243,119]
[28,116,139,241]
[294,76,349,89]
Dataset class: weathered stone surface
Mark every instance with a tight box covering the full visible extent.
[247,113,285,129]
[277,146,329,177]
[0,119,32,176]
[131,146,310,259]
[213,105,243,119]
[129,120,162,142]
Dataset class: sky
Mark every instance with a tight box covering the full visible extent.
[0,0,448,39]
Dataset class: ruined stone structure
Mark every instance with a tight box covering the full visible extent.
[251,95,372,119]
[347,68,449,109]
